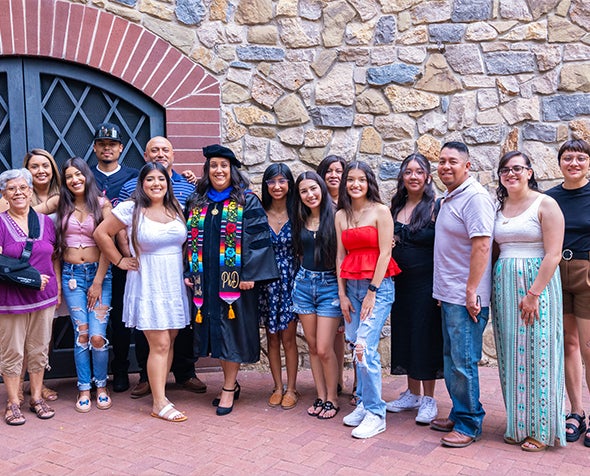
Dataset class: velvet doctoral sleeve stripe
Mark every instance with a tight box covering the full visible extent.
[240,194,279,282]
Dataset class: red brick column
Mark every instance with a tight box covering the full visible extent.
[0,0,219,170]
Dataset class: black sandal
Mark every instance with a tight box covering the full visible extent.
[566,412,586,442]
[307,398,324,417]
[317,400,340,420]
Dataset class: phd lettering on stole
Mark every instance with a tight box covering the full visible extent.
[221,271,240,289]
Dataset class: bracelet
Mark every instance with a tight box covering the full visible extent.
[116,256,124,266]
[527,289,540,297]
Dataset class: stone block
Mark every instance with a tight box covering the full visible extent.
[529,0,560,20]
[311,50,338,77]
[499,0,532,21]
[379,0,423,13]
[269,141,299,162]
[383,141,415,162]
[375,114,415,140]
[143,16,195,55]
[250,126,276,138]
[384,85,440,113]
[347,0,379,20]
[236,46,286,62]
[235,0,272,25]
[445,45,485,74]
[416,53,462,93]
[234,105,275,125]
[328,130,361,161]
[274,95,310,126]
[428,24,466,43]
[191,45,228,73]
[397,26,429,45]
[278,127,305,146]
[310,106,355,128]
[375,16,396,45]
[483,52,536,75]
[468,145,501,171]
[531,44,562,71]
[217,45,237,61]
[209,0,229,22]
[465,21,498,41]
[416,134,442,162]
[451,0,493,21]
[463,125,504,144]
[140,0,175,21]
[547,14,586,43]
[570,0,590,30]
[359,127,382,154]
[570,119,590,142]
[251,75,283,108]
[247,25,279,45]
[559,63,590,93]
[176,0,206,25]
[411,1,452,24]
[499,96,541,125]
[522,123,558,142]
[398,46,427,64]
[278,17,320,48]
[243,135,269,165]
[354,114,374,126]
[221,81,250,103]
[276,0,298,16]
[370,47,398,66]
[522,141,562,179]
[322,0,356,48]
[502,21,547,41]
[303,129,332,148]
[300,147,329,168]
[448,91,477,130]
[476,109,503,125]
[300,0,323,20]
[417,110,447,135]
[367,63,421,86]
[477,89,499,110]
[461,75,496,89]
[356,89,391,115]
[345,19,379,46]
[543,94,590,121]
[316,63,355,106]
[269,62,314,91]
[222,110,247,142]
[227,67,251,87]
[379,159,401,180]
[564,44,590,61]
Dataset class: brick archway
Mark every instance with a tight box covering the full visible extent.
[0,0,219,169]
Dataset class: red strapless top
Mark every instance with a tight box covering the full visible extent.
[340,226,401,280]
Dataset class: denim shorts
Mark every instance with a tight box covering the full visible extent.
[292,267,342,318]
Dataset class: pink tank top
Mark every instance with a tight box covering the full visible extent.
[63,197,105,248]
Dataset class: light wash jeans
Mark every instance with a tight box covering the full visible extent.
[62,262,112,391]
[440,302,489,438]
[344,277,394,418]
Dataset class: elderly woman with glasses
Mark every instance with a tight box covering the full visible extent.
[0,169,60,425]
[492,151,565,451]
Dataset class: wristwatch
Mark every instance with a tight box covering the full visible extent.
[368,284,379,293]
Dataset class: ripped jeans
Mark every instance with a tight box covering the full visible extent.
[345,278,394,418]
[62,262,112,391]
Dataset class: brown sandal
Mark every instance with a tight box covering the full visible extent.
[521,436,547,452]
[281,390,299,410]
[41,385,58,401]
[29,399,55,419]
[5,403,25,426]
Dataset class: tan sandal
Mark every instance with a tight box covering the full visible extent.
[268,388,283,407]
[41,385,58,401]
[521,436,547,452]
[5,403,25,426]
[281,390,299,410]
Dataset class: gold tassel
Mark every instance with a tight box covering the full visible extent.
[228,304,236,319]
[195,309,202,324]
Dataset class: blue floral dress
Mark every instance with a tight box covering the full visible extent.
[259,220,297,333]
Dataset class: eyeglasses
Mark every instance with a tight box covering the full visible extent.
[402,169,426,177]
[561,154,589,164]
[265,178,288,187]
[498,165,530,177]
[3,185,31,194]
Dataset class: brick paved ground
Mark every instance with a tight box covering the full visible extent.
[1,366,589,475]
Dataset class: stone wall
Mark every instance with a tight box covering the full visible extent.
[87,0,590,197]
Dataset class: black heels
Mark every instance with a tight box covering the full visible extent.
[215,382,241,416]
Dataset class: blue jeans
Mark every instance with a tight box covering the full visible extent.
[440,302,489,438]
[62,262,112,391]
[345,278,394,418]
[292,267,342,318]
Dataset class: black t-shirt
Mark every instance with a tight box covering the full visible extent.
[301,228,332,271]
[546,181,590,252]
[92,165,139,207]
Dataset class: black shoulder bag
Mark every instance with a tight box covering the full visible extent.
[0,211,43,289]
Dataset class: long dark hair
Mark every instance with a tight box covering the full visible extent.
[130,163,184,257]
[390,153,436,233]
[496,151,538,210]
[261,163,295,219]
[558,139,590,163]
[337,161,382,224]
[55,157,104,260]
[292,171,336,269]
[186,158,249,209]
[23,148,61,204]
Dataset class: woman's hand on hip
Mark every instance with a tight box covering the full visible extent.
[239,281,254,290]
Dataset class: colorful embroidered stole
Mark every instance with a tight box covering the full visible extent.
[187,199,243,323]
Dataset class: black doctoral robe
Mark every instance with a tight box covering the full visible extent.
[190,192,279,363]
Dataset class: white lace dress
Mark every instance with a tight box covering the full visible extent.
[113,201,189,330]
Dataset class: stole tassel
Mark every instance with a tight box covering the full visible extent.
[228,304,236,320]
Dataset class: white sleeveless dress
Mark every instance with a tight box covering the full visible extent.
[492,194,565,446]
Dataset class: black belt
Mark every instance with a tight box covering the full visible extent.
[562,249,590,261]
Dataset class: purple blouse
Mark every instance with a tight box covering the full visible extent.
[0,210,58,314]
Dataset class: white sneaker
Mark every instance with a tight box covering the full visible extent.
[343,402,366,427]
[351,412,386,439]
[386,389,422,413]
[415,396,438,425]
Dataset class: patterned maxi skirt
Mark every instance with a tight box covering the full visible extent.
[492,256,566,446]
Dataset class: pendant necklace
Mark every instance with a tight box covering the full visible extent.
[211,204,219,215]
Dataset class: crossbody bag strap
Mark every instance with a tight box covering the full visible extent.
[20,210,41,262]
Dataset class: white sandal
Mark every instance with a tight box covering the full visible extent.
[150,403,187,422]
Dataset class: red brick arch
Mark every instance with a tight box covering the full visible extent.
[0,0,219,169]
